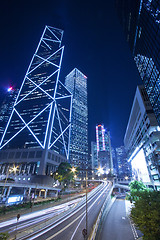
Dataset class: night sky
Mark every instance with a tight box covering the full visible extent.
[0,0,142,149]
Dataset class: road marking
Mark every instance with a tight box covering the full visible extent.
[129,218,139,239]
[122,217,125,220]
[49,184,109,240]
[46,211,84,240]
[70,183,111,240]
[26,183,108,240]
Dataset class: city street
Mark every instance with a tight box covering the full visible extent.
[0,181,112,240]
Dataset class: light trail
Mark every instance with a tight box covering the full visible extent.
[17,183,107,240]
[0,198,81,229]
[70,181,111,240]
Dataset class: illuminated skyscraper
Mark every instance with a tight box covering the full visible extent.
[0,88,19,139]
[115,146,131,178]
[0,26,72,177]
[65,68,88,172]
[115,0,160,125]
[91,141,98,170]
[96,124,113,174]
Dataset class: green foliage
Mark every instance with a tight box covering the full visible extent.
[126,180,148,202]
[130,190,160,240]
[0,232,9,240]
[54,163,75,185]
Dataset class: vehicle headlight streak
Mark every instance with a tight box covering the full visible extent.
[18,182,110,240]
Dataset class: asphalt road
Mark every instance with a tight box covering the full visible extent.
[99,198,142,240]
[0,181,113,240]
[28,181,112,240]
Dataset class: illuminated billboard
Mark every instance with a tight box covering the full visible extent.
[131,148,150,183]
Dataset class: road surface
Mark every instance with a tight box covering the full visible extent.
[99,198,142,240]
[0,181,112,240]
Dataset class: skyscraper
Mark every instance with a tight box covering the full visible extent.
[0,88,19,140]
[115,0,160,126]
[96,124,113,174]
[0,26,72,177]
[91,141,98,170]
[65,68,88,173]
[115,146,131,178]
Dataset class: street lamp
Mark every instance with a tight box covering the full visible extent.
[71,166,76,173]
[125,176,129,180]
[71,166,104,239]
[97,166,104,175]
[71,167,88,239]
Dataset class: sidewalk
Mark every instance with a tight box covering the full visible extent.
[98,199,142,240]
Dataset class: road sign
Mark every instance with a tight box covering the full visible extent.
[82,228,87,236]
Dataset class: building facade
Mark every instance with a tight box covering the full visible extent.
[96,124,113,174]
[65,68,88,174]
[0,26,72,179]
[115,146,131,178]
[91,141,98,171]
[124,85,160,189]
[115,0,160,126]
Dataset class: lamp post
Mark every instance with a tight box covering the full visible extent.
[85,170,88,240]
[71,167,104,239]
[71,167,88,239]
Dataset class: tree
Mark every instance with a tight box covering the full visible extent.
[0,232,9,240]
[130,190,160,240]
[54,163,75,186]
[126,180,148,202]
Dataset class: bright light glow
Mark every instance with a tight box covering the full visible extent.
[125,176,129,180]
[106,170,109,174]
[98,167,104,174]
[131,148,150,183]
[7,195,23,204]
[71,167,76,173]
[12,165,19,174]
[8,87,13,92]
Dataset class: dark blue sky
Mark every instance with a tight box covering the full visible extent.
[0,0,142,148]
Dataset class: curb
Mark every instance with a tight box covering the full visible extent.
[88,185,115,240]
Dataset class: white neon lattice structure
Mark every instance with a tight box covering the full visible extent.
[0,26,72,159]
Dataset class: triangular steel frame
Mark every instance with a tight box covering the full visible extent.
[0,26,72,160]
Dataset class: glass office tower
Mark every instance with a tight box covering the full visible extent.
[96,124,113,174]
[65,68,88,173]
[115,0,160,125]
[0,26,72,160]
[0,88,19,140]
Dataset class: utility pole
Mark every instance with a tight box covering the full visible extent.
[85,171,88,239]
